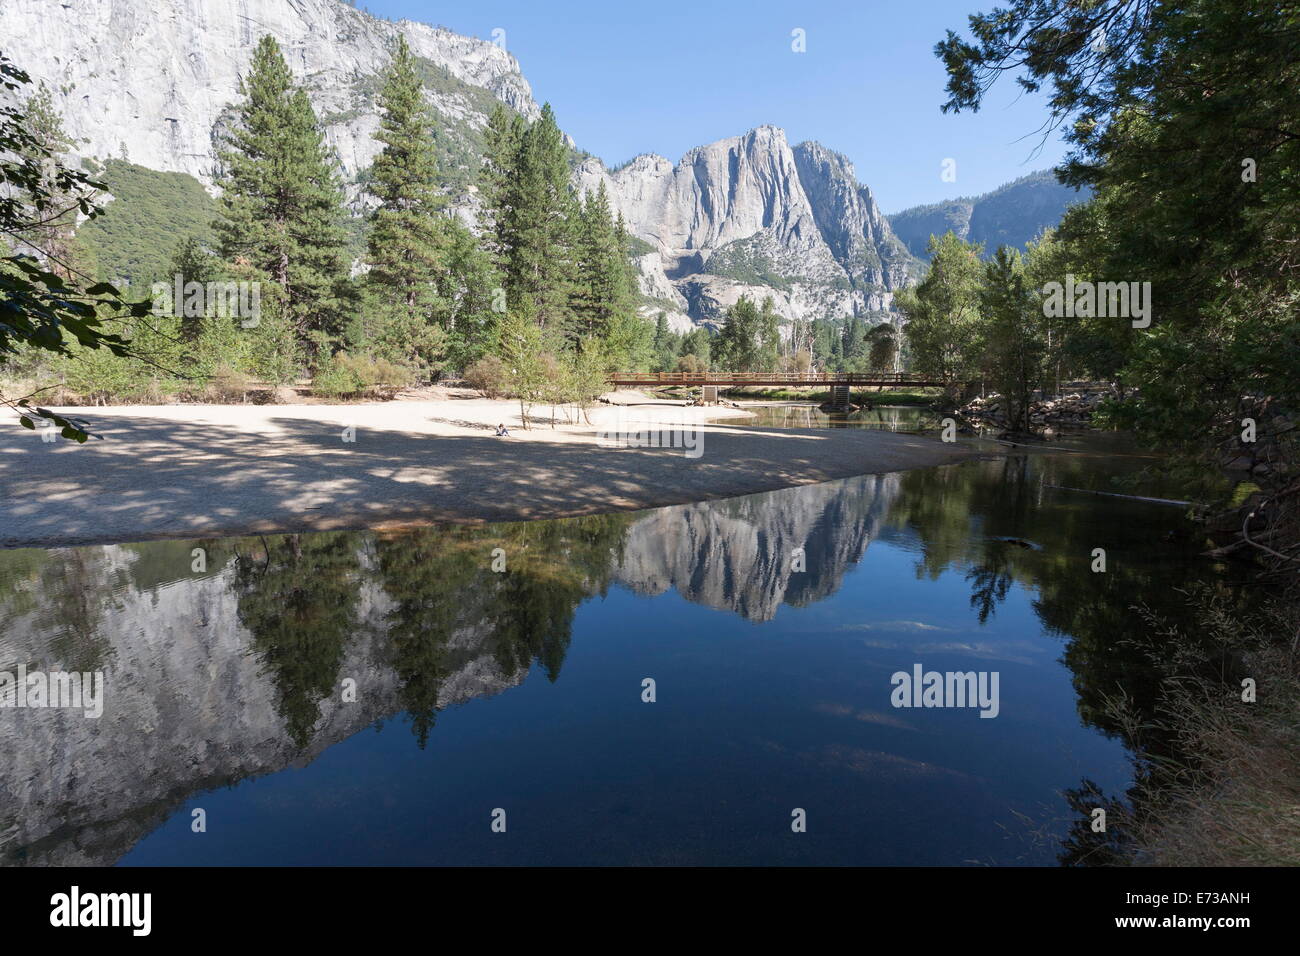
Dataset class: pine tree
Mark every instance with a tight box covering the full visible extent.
[482,103,575,332]
[364,35,452,374]
[651,312,676,371]
[18,82,81,280]
[166,236,221,341]
[602,212,650,367]
[716,296,780,371]
[437,216,501,369]
[481,103,525,270]
[572,183,639,349]
[214,35,353,359]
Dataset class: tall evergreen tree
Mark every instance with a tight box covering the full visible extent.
[14,82,78,275]
[571,184,642,359]
[650,312,676,371]
[166,236,221,340]
[481,103,575,331]
[571,182,618,339]
[896,231,985,396]
[364,35,452,373]
[481,103,525,268]
[978,247,1043,434]
[214,35,353,359]
[437,217,502,369]
[716,296,780,371]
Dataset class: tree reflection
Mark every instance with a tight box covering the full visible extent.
[373,512,633,746]
[885,449,1256,864]
[233,533,360,748]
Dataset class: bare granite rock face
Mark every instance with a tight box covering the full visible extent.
[2,1,919,330]
[0,0,539,184]
[577,128,921,328]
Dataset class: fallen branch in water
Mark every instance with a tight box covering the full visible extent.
[1043,484,1197,507]
[1242,508,1300,564]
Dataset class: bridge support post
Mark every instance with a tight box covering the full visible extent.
[823,384,853,412]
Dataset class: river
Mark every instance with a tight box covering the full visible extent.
[0,405,1226,865]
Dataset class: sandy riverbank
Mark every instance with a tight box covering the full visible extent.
[1,391,986,549]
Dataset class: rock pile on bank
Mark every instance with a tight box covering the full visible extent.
[960,387,1113,430]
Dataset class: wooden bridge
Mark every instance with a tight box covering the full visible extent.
[606,371,946,388]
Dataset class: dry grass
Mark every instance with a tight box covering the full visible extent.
[1127,597,1300,866]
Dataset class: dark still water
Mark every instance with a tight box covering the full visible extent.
[0,413,1222,866]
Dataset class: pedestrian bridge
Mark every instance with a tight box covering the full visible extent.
[606,371,946,388]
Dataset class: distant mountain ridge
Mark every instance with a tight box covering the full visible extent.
[577,128,923,330]
[888,170,1089,260]
[1,0,1084,332]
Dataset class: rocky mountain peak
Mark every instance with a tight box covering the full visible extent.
[2,0,925,332]
[580,126,921,329]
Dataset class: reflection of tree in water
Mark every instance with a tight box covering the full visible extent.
[885,452,1251,864]
[965,541,1014,625]
[373,529,474,748]
[1057,779,1133,866]
[0,548,116,673]
[233,533,360,748]
[374,513,632,747]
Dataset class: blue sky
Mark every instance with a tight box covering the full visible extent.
[369,0,1069,213]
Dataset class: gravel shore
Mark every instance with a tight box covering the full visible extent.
[1,394,984,549]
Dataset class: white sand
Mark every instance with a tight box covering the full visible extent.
[1,391,982,548]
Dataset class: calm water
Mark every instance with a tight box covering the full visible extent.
[0,408,1223,865]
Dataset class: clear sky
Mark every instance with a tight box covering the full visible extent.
[368,0,1069,213]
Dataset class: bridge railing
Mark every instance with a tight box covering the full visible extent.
[606,371,933,385]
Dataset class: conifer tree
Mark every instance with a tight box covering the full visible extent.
[214,35,352,359]
[481,103,574,332]
[481,103,525,268]
[437,217,500,368]
[17,82,82,280]
[364,35,451,373]
[572,182,637,344]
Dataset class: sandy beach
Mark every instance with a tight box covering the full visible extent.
[1,392,985,549]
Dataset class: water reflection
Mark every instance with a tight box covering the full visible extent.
[739,403,941,432]
[0,426,1234,865]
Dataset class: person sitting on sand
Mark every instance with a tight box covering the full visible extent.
[496,423,510,437]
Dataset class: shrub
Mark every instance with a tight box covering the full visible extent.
[464,354,508,399]
[312,353,412,400]
[205,364,254,403]
[677,353,705,374]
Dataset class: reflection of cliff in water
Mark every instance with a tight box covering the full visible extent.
[0,475,903,864]
[0,515,630,866]
[615,473,901,622]
[0,450,1232,867]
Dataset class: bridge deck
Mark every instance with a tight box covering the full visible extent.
[606,372,946,388]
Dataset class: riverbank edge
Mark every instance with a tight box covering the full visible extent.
[1,399,992,551]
